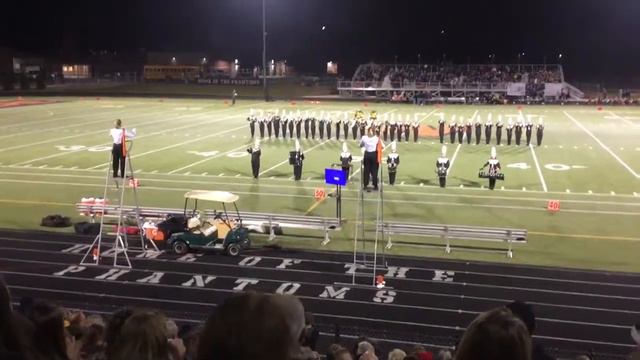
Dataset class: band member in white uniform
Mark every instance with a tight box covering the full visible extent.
[246,139,261,179]
[436,145,450,188]
[339,141,353,182]
[109,119,136,178]
[386,141,400,185]
[479,147,502,190]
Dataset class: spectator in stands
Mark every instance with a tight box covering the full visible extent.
[197,292,304,360]
[631,323,640,360]
[1,277,25,360]
[104,307,134,359]
[407,345,433,360]
[178,324,200,360]
[454,307,531,360]
[301,312,320,351]
[109,310,184,360]
[24,300,80,360]
[356,341,377,360]
[388,348,406,360]
[79,315,106,360]
[506,301,554,360]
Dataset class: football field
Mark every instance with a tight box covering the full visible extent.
[0,97,639,272]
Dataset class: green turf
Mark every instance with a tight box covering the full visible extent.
[0,97,639,272]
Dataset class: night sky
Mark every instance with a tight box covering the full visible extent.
[1,0,639,82]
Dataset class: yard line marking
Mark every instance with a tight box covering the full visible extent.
[259,140,330,176]
[70,166,77,169]
[167,144,248,174]
[565,111,640,179]
[5,169,640,207]
[3,177,640,216]
[88,123,247,170]
[447,143,462,176]
[183,172,191,176]
[38,165,47,168]
[529,144,548,192]
[608,111,638,127]
[12,102,261,166]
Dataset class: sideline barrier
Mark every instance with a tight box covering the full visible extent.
[376,221,527,258]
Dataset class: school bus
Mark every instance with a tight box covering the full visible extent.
[143,65,201,81]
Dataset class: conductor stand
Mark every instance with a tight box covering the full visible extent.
[80,140,159,269]
[343,159,388,288]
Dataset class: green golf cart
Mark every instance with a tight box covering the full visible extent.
[167,190,250,256]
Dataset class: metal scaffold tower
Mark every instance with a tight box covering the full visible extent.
[80,141,159,268]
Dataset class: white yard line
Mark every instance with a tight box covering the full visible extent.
[447,143,462,176]
[0,177,637,217]
[11,102,261,165]
[608,111,638,127]
[259,140,331,176]
[167,144,249,174]
[87,123,248,169]
[564,111,640,179]
[529,144,548,192]
[3,169,640,207]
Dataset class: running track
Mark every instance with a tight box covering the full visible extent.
[0,229,638,358]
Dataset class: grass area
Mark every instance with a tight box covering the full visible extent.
[0,97,639,272]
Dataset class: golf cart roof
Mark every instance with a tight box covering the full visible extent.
[184,190,239,203]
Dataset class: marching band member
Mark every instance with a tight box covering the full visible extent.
[290,139,305,181]
[484,114,493,145]
[412,119,420,143]
[310,116,317,139]
[273,114,281,139]
[496,115,504,146]
[457,116,465,144]
[438,114,446,144]
[340,141,353,182]
[475,116,482,145]
[449,116,457,144]
[403,118,411,142]
[515,117,523,146]
[258,117,266,138]
[304,115,310,139]
[479,146,502,190]
[246,139,261,179]
[389,116,397,142]
[295,117,302,139]
[247,111,257,138]
[351,117,359,140]
[343,114,350,140]
[465,118,473,145]
[318,117,325,140]
[266,114,273,138]
[506,119,514,145]
[386,141,400,185]
[335,116,342,140]
[281,115,289,139]
[436,145,450,188]
[525,117,534,146]
[536,118,545,146]
[326,116,333,140]
[110,119,136,178]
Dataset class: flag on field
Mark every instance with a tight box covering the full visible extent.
[376,138,384,164]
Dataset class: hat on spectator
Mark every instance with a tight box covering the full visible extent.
[632,323,640,346]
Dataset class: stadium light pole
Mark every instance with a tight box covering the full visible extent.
[262,0,268,101]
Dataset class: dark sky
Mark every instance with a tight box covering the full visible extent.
[1,0,639,82]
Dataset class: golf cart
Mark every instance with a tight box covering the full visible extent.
[166,190,250,256]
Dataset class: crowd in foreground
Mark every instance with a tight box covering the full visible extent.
[2,278,639,360]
